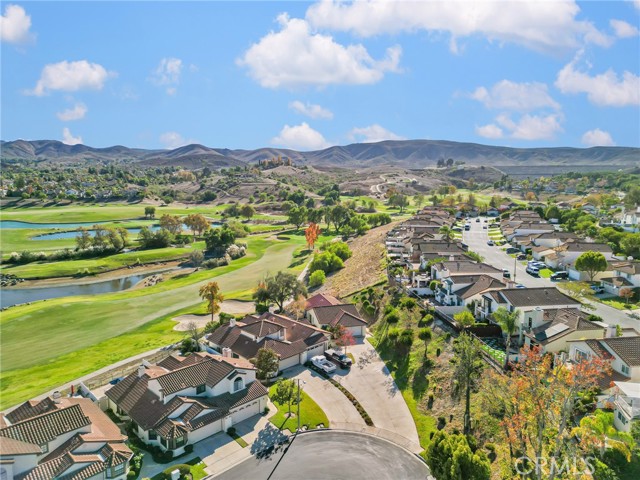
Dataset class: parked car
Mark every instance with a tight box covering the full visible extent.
[452,226,462,232]
[482,225,487,229]
[487,240,495,246]
[516,254,527,261]
[515,284,526,289]
[476,218,480,222]
[526,266,540,277]
[550,271,569,281]
[311,355,337,373]
[489,223,500,228]
[506,247,520,254]
[324,348,353,368]
[590,285,605,294]
[464,224,470,231]
[502,269,511,279]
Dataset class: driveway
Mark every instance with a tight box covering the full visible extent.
[332,340,420,447]
[282,366,365,426]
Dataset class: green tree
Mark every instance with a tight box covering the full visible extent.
[239,204,256,221]
[439,225,454,245]
[204,225,236,253]
[75,227,92,250]
[159,214,182,235]
[417,327,432,359]
[252,271,307,312]
[414,193,425,208]
[425,431,490,480]
[288,206,308,230]
[572,409,635,461]
[452,333,484,434]
[183,213,210,236]
[575,250,608,282]
[189,250,204,268]
[308,270,326,288]
[389,193,409,213]
[199,281,224,324]
[255,348,279,381]
[453,310,475,328]
[493,306,519,368]
[309,251,344,274]
[271,378,298,417]
[144,206,156,218]
[621,233,640,258]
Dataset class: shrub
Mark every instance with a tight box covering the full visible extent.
[184,444,193,454]
[162,464,190,479]
[321,241,352,261]
[226,243,246,259]
[308,269,326,288]
[227,427,236,435]
[309,251,344,274]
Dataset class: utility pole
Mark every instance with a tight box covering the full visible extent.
[513,254,517,284]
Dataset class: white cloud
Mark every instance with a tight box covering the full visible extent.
[27,60,113,96]
[494,113,563,140]
[62,127,82,145]
[159,131,196,150]
[150,57,183,95]
[475,124,504,139]
[0,4,35,45]
[271,122,329,150]
[555,54,640,107]
[635,1,640,11]
[56,102,87,121]
[348,124,405,143]
[610,19,639,38]
[581,128,615,147]
[469,80,560,111]
[289,100,333,119]
[237,13,401,88]
[306,0,611,53]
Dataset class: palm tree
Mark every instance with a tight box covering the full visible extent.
[452,333,484,434]
[199,281,224,324]
[493,306,519,369]
[572,410,635,460]
[439,225,454,245]
[418,327,432,359]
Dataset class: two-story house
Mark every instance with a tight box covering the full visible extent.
[568,336,640,383]
[305,295,367,338]
[601,261,640,295]
[206,312,330,371]
[436,274,507,308]
[522,308,605,353]
[611,382,640,432]
[0,394,132,480]
[106,353,268,454]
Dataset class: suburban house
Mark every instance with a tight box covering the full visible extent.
[430,260,503,281]
[479,287,581,344]
[568,336,640,383]
[106,353,268,453]
[306,300,368,337]
[611,382,640,432]
[544,242,617,279]
[416,242,469,266]
[522,308,605,353]
[486,207,500,217]
[502,222,556,241]
[436,274,507,308]
[601,261,640,295]
[620,206,640,232]
[205,312,330,371]
[0,394,132,480]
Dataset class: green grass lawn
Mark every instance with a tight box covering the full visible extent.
[0,235,304,408]
[268,384,329,432]
[601,297,640,310]
[149,456,207,480]
[538,268,553,278]
[228,431,249,448]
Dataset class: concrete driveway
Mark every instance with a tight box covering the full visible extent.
[333,340,420,447]
[282,366,365,426]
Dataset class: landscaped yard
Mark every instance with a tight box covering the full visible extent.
[149,456,208,480]
[538,268,553,278]
[268,384,329,432]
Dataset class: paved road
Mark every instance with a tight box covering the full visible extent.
[463,217,640,330]
[214,430,432,480]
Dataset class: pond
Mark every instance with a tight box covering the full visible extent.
[0,220,111,229]
[0,270,173,309]
[32,226,161,240]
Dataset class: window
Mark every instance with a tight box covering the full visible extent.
[196,384,206,394]
[234,377,243,392]
[107,463,125,478]
[621,364,630,375]
[174,436,186,449]
[574,349,588,362]
[160,437,167,448]
[148,430,157,440]
[617,410,628,424]
[39,443,48,454]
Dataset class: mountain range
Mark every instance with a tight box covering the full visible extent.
[1,139,638,169]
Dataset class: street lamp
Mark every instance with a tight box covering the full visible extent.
[296,379,306,433]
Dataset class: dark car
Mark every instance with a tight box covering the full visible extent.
[506,247,520,254]
[516,254,527,261]
[324,348,352,368]
[550,271,569,281]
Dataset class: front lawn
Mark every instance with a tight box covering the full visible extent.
[268,384,329,432]
[538,268,553,278]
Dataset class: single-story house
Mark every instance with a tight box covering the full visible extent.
[306,302,368,337]
[206,312,330,371]
[523,308,604,354]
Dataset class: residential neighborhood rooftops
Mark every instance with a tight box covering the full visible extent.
[599,336,640,367]
[308,303,368,328]
[526,309,602,345]
[305,293,342,309]
[432,260,502,275]
[494,287,578,308]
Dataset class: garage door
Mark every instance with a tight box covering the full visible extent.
[232,400,260,424]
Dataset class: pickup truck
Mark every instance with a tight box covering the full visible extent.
[324,349,353,368]
[312,355,337,373]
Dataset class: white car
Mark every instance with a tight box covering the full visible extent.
[311,355,336,374]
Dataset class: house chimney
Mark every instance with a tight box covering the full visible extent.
[138,364,145,378]
[605,325,617,338]
[229,317,236,327]
[52,391,62,404]
[222,347,232,358]
[449,254,455,261]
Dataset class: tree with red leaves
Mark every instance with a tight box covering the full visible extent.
[305,222,321,251]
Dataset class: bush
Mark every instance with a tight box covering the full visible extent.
[227,427,236,435]
[308,270,326,288]
[226,243,246,259]
[309,251,344,274]
[321,241,352,261]
[162,464,190,479]
[184,444,193,454]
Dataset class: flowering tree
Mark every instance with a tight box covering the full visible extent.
[332,324,356,355]
[305,222,321,251]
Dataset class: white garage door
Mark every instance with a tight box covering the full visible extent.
[232,400,260,424]
[348,326,364,337]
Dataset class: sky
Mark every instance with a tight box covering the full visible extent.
[1,1,639,151]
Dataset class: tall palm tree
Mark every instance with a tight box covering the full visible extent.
[493,307,519,369]
[439,225,454,245]
[452,333,484,434]
[199,281,224,324]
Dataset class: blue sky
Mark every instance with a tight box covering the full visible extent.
[1,1,639,151]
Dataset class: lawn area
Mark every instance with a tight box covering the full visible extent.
[268,383,329,432]
[538,268,553,278]
[0,235,304,408]
[149,456,208,480]
[601,296,640,310]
